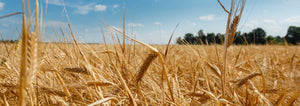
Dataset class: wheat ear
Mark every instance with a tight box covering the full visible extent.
[19,0,39,105]
[220,0,246,98]
[135,53,158,83]
[112,27,175,104]
[135,53,158,105]
[19,0,29,105]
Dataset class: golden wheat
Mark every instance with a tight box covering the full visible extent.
[0,0,299,105]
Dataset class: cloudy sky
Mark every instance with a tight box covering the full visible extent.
[0,0,300,44]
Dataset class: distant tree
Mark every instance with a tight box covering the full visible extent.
[285,26,300,45]
[206,33,215,44]
[215,33,224,44]
[233,31,244,45]
[274,36,284,44]
[263,35,286,45]
[175,27,281,45]
[254,28,267,44]
[266,36,275,44]
[0,40,17,43]
[197,30,206,44]
[246,27,267,44]
[198,30,206,37]
[242,32,249,45]
[195,36,202,44]
[176,37,184,44]
[184,33,196,44]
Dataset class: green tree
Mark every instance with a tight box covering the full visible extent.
[184,33,196,44]
[207,33,215,44]
[274,36,284,44]
[215,33,224,44]
[285,26,300,45]
[197,30,206,44]
[254,28,267,44]
[263,35,285,45]
[176,37,184,44]
[198,30,205,37]
[233,31,244,45]
[266,36,275,44]
[246,27,267,44]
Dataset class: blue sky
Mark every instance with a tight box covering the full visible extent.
[0,0,300,44]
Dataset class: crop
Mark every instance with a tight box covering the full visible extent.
[0,0,299,105]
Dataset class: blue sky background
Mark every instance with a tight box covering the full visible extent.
[0,0,300,44]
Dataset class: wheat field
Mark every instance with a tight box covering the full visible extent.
[0,0,300,105]
[0,43,299,105]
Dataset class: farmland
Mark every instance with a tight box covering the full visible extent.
[0,43,299,105]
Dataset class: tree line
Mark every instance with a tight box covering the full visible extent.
[176,26,300,45]
[0,40,18,43]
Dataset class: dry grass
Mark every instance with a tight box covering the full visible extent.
[0,0,299,105]
[0,43,299,105]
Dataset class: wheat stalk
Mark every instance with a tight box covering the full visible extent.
[235,72,261,87]
[206,62,221,78]
[111,26,175,104]
[64,67,89,75]
[40,87,68,97]
[219,0,246,98]
[134,53,158,105]
[19,0,28,105]
[0,82,18,88]
[86,81,114,86]
[285,91,300,106]
[88,97,118,106]
[248,80,273,105]
[19,0,40,105]
[0,0,295,105]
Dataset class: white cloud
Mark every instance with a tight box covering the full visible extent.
[154,22,161,25]
[242,17,300,36]
[45,20,67,27]
[242,16,300,36]
[73,4,107,14]
[244,20,259,29]
[191,22,197,26]
[47,1,107,14]
[0,2,4,10]
[282,16,300,25]
[127,23,144,27]
[74,4,94,14]
[199,15,215,21]
[47,0,63,6]
[111,4,120,14]
[263,19,277,25]
[262,19,283,35]
[94,4,107,11]
[113,4,119,8]
[145,30,168,44]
